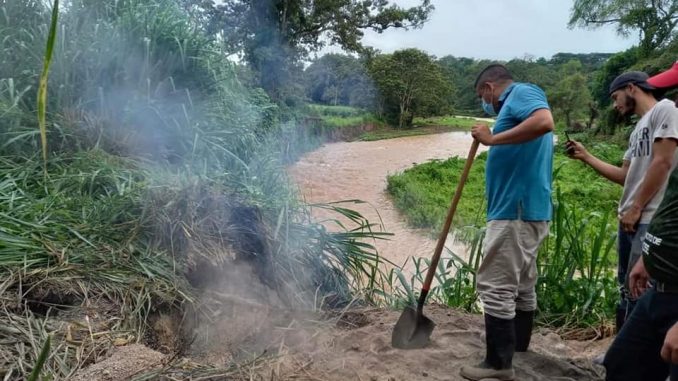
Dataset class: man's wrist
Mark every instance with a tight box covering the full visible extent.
[581,152,592,164]
[487,134,498,145]
[630,202,643,212]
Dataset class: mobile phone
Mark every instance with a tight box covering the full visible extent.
[565,132,575,155]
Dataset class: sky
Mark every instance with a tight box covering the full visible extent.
[323,0,636,61]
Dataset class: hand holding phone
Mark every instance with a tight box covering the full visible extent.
[565,132,575,156]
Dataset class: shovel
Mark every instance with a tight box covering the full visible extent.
[392,138,480,349]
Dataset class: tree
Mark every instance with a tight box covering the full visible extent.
[550,52,614,70]
[549,60,592,129]
[569,0,678,56]
[195,0,433,100]
[590,47,640,107]
[505,59,556,90]
[304,53,375,108]
[369,49,452,128]
[437,55,488,114]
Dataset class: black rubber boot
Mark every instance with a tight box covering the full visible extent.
[514,309,535,352]
[460,314,515,380]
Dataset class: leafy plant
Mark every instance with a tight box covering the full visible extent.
[536,188,618,328]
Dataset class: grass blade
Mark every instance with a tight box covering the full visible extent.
[27,335,51,381]
[37,0,60,173]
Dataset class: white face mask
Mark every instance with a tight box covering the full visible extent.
[480,86,497,116]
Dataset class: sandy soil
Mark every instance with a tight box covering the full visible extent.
[71,344,165,381]
[73,305,607,381]
[253,305,606,381]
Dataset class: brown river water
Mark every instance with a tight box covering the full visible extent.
[287,131,488,274]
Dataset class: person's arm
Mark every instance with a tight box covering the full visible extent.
[471,109,553,145]
[662,322,678,364]
[620,138,677,231]
[491,108,554,145]
[472,84,554,146]
[567,140,629,186]
[584,156,629,186]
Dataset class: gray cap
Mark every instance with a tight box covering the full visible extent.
[609,71,656,95]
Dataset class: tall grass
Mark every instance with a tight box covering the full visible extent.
[0,1,390,379]
[378,225,485,312]
[37,0,59,172]
[306,103,382,127]
[536,187,617,330]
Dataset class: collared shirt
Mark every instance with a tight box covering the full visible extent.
[485,82,553,221]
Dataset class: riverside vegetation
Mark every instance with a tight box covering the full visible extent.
[0,1,389,378]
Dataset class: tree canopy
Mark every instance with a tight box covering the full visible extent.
[569,0,678,55]
[304,53,375,108]
[191,0,433,100]
[368,49,452,128]
[549,60,593,129]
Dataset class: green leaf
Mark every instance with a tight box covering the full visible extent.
[37,0,59,174]
[27,335,51,381]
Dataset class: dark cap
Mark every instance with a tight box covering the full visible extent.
[609,71,656,95]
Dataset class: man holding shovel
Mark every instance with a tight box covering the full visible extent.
[460,64,555,381]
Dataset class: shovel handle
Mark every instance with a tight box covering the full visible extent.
[421,139,480,294]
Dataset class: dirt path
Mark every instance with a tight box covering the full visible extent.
[288,131,488,272]
[74,305,606,380]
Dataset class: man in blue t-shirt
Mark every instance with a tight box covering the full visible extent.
[460,64,554,381]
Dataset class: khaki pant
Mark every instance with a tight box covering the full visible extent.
[476,220,550,320]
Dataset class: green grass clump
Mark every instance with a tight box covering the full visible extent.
[386,152,487,228]
[360,128,433,141]
[307,104,366,118]
[305,107,491,142]
[322,114,382,128]
[360,115,490,141]
[306,104,385,129]
[359,124,471,141]
[0,1,390,378]
[536,188,618,329]
[413,115,488,129]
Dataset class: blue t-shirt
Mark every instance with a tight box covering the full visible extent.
[485,82,553,221]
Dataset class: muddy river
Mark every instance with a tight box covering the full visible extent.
[288,131,488,273]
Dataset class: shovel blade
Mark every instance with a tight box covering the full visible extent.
[391,306,435,349]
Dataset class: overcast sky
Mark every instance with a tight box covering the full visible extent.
[324,0,636,60]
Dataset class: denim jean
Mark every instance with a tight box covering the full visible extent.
[604,287,678,381]
[616,224,649,330]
